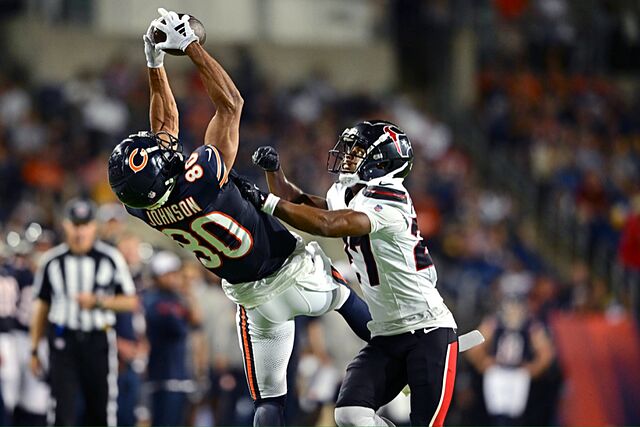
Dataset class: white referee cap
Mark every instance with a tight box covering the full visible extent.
[150,251,182,277]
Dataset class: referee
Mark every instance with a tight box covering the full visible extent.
[29,198,138,427]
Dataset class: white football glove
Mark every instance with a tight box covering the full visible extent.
[154,7,199,53]
[143,23,165,68]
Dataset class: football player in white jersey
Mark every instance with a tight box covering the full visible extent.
[234,120,458,427]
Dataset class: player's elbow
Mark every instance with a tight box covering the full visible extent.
[234,92,245,107]
[219,91,244,113]
[229,92,244,110]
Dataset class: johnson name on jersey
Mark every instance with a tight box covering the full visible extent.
[327,178,457,337]
[126,145,297,284]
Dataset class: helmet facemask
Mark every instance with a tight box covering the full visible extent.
[328,141,366,173]
[108,131,186,209]
[327,122,413,187]
[146,131,185,209]
[154,131,185,177]
[328,131,370,187]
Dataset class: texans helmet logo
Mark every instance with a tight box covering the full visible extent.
[128,148,149,173]
[383,125,410,157]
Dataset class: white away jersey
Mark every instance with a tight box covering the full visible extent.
[327,179,456,336]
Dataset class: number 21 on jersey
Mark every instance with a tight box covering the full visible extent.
[344,217,433,287]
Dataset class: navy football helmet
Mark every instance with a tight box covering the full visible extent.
[108,131,184,209]
[327,120,413,185]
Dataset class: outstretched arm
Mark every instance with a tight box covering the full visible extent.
[148,67,179,135]
[185,43,243,175]
[154,8,243,175]
[253,146,327,208]
[273,200,369,237]
[230,174,369,237]
[143,29,178,136]
[267,169,327,208]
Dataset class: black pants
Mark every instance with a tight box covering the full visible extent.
[48,327,116,426]
[336,327,458,426]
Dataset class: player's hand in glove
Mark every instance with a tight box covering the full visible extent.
[252,146,280,172]
[229,171,280,215]
[143,24,165,68]
[154,7,199,53]
[229,171,267,209]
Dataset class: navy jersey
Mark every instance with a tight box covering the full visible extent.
[490,319,535,368]
[126,145,296,284]
[143,288,190,381]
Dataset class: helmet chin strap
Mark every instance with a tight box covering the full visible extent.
[338,162,410,188]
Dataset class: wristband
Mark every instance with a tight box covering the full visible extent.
[94,296,105,310]
[261,194,280,216]
[31,348,38,357]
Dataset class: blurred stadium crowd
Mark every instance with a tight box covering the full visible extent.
[478,58,640,305]
[0,0,639,426]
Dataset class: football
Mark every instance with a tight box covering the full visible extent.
[149,13,206,56]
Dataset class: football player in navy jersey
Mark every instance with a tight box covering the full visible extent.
[238,121,459,427]
[107,8,370,426]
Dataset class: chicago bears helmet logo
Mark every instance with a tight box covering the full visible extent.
[128,148,148,173]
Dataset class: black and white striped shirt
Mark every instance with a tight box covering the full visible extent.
[33,241,136,331]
